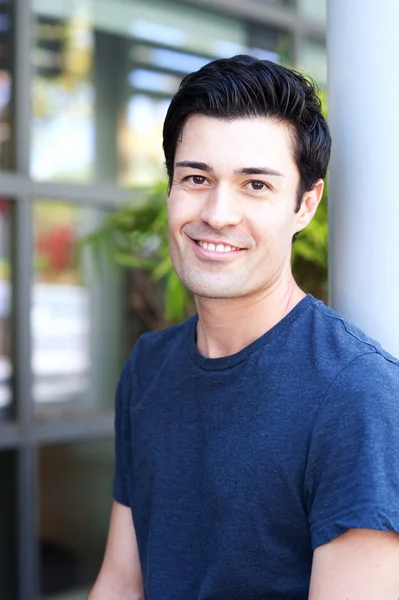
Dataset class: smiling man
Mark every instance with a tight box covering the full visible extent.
[89,56,399,600]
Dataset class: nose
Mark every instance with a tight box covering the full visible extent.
[199,184,242,231]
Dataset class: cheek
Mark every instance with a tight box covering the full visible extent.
[249,201,289,230]
[167,197,181,235]
[250,204,295,250]
[167,191,193,231]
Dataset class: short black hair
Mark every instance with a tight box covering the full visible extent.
[163,55,331,210]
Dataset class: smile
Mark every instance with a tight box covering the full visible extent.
[196,240,241,253]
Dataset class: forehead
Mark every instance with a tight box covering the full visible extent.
[175,114,298,176]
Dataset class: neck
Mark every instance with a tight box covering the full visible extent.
[195,273,305,359]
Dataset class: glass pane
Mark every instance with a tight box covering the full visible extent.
[300,39,327,87]
[0,0,13,170]
[232,0,295,7]
[39,439,114,599]
[32,0,248,185]
[0,199,13,420]
[33,201,122,419]
[31,8,95,181]
[264,0,295,7]
[0,451,17,600]
[120,94,170,187]
[301,0,326,23]
[249,24,294,67]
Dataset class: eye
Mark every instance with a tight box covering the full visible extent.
[249,180,267,191]
[189,175,206,185]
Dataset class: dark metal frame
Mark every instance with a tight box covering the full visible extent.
[0,0,325,598]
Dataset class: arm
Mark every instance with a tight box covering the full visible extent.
[88,501,144,600]
[309,528,399,600]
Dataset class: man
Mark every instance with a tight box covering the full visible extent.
[89,56,399,600]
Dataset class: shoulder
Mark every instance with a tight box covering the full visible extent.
[305,296,399,384]
[122,315,196,385]
[308,296,387,355]
[138,315,195,351]
[322,351,399,425]
[307,339,399,460]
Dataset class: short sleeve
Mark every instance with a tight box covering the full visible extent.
[112,346,140,507]
[305,351,399,550]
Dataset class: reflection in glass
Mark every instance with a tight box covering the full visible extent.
[0,0,13,170]
[249,24,294,67]
[33,201,122,419]
[0,199,12,420]
[32,9,95,181]
[0,451,17,600]
[301,0,326,23]
[32,0,248,186]
[119,94,170,187]
[264,0,295,6]
[137,46,210,74]
[33,0,298,187]
[39,439,114,599]
[300,39,327,87]
[128,69,181,95]
[225,0,295,7]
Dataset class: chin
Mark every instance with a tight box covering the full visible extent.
[193,290,240,300]
[176,265,255,300]
[182,278,248,300]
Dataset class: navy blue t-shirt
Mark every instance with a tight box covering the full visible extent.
[113,295,399,600]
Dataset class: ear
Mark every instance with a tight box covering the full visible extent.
[293,179,324,235]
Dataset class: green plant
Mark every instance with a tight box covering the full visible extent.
[291,87,329,302]
[81,182,194,325]
[292,182,328,302]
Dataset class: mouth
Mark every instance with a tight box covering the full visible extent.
[187,236,246,260]
[195,240,242,254]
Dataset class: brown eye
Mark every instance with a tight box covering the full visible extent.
[192,176,206,185]
[250,181,265,191]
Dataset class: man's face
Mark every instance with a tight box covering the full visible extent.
[168,115,317,300]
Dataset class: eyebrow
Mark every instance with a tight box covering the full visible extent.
[234,167,284,177]
[175,161,284,178]
[175,161,214,172]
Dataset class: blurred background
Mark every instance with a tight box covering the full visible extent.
[0,0,326,598]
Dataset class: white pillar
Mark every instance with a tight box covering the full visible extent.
[327,0,399,356]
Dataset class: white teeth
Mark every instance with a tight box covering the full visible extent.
[197,240,239,253]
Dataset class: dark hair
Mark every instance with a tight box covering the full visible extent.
[163,55,331,210]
